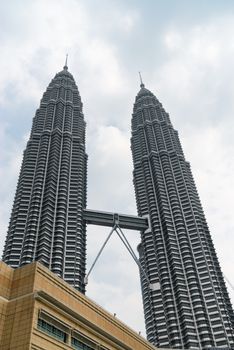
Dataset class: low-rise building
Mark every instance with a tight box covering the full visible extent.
[0,260,160,350]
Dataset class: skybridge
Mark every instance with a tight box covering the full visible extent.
[83,209,149,231]
[83,209,158,291]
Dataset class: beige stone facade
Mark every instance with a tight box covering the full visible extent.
[0,261,159,350]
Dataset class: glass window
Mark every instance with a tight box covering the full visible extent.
[38,318,67,343]
[71,337,95,350]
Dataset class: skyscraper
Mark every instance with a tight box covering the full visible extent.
[2,61,234,350]
[2,62,87,292]
[131,81,234,349]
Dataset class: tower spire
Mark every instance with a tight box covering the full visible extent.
[139,71,145,88]
[64,54,68,70]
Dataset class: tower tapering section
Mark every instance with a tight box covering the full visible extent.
[131,83,234,349]
[2,64,87,292]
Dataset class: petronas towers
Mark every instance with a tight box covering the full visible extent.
[2,64,234,349]
[131,82,234,349]
[2,63,87,292]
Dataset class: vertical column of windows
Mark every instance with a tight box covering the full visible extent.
[142,159,175,348]
[36,132,62,267]
[188,169,232,333]
[52,135,72,276]
[73,90,81,107]
[133,167,147,215]
[133,104,169,347]
[155,105,164,122]
[152,122,185,347]
[42,90,50,103]
[53,102,64,131]
[44,103,55,131]
[50,87,58,100]
[143,107,151,122]
[72,109,85,141]
[153,123,164,152]
[161,123,174,152]
[171,147,231,347]
[138,242,159,345]
[160,152,205,347]
[170,156,213,346]
[131,109,142,129]
[131,135,140,164]
[149,106,157,122]
[8,140,37,264]
[20,136,45,265]
[64,139,86,292]
[31,106,47,135]
[3,145,33,266]
[64,104,73,133]
[58,86,65,100]
[145,123,157,153]
[172,130,184,156]
[131,128,146,163]
[164,112,171,125]
[66,89,73,102]
[73,143,87,292]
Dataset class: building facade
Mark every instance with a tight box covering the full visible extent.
[0,260,160,350]
[131,82,234,349]
[2,63,87,292]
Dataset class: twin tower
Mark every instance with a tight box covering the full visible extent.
[2,63,234,349]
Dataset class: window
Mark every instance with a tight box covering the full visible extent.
[37,310,110,350]
[71,332,97,350]
[71,337,95,350]
[38,318,67,343]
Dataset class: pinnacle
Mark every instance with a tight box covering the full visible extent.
[63,54,68,71]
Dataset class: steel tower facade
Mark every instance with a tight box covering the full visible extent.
[2,63,87,292]
[131,82,234,349]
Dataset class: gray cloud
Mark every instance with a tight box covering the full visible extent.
[0,0,234,336]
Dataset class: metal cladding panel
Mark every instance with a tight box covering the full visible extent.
[131,84,234,349]
[2,66,87,293]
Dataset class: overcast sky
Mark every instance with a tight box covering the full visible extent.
[0,0,234,337]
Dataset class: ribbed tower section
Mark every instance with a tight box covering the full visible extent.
[131,82,234,349]
[2,64,87,292]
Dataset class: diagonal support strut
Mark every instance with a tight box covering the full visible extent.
[84,221,158,291]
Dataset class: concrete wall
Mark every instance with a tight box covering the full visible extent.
[0,261,158,350]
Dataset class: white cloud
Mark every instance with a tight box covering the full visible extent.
[93,125,130,165]
[157,18,234,114]
[80,39,127,96]
[0,0,234,338]
[87,125,135,213]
